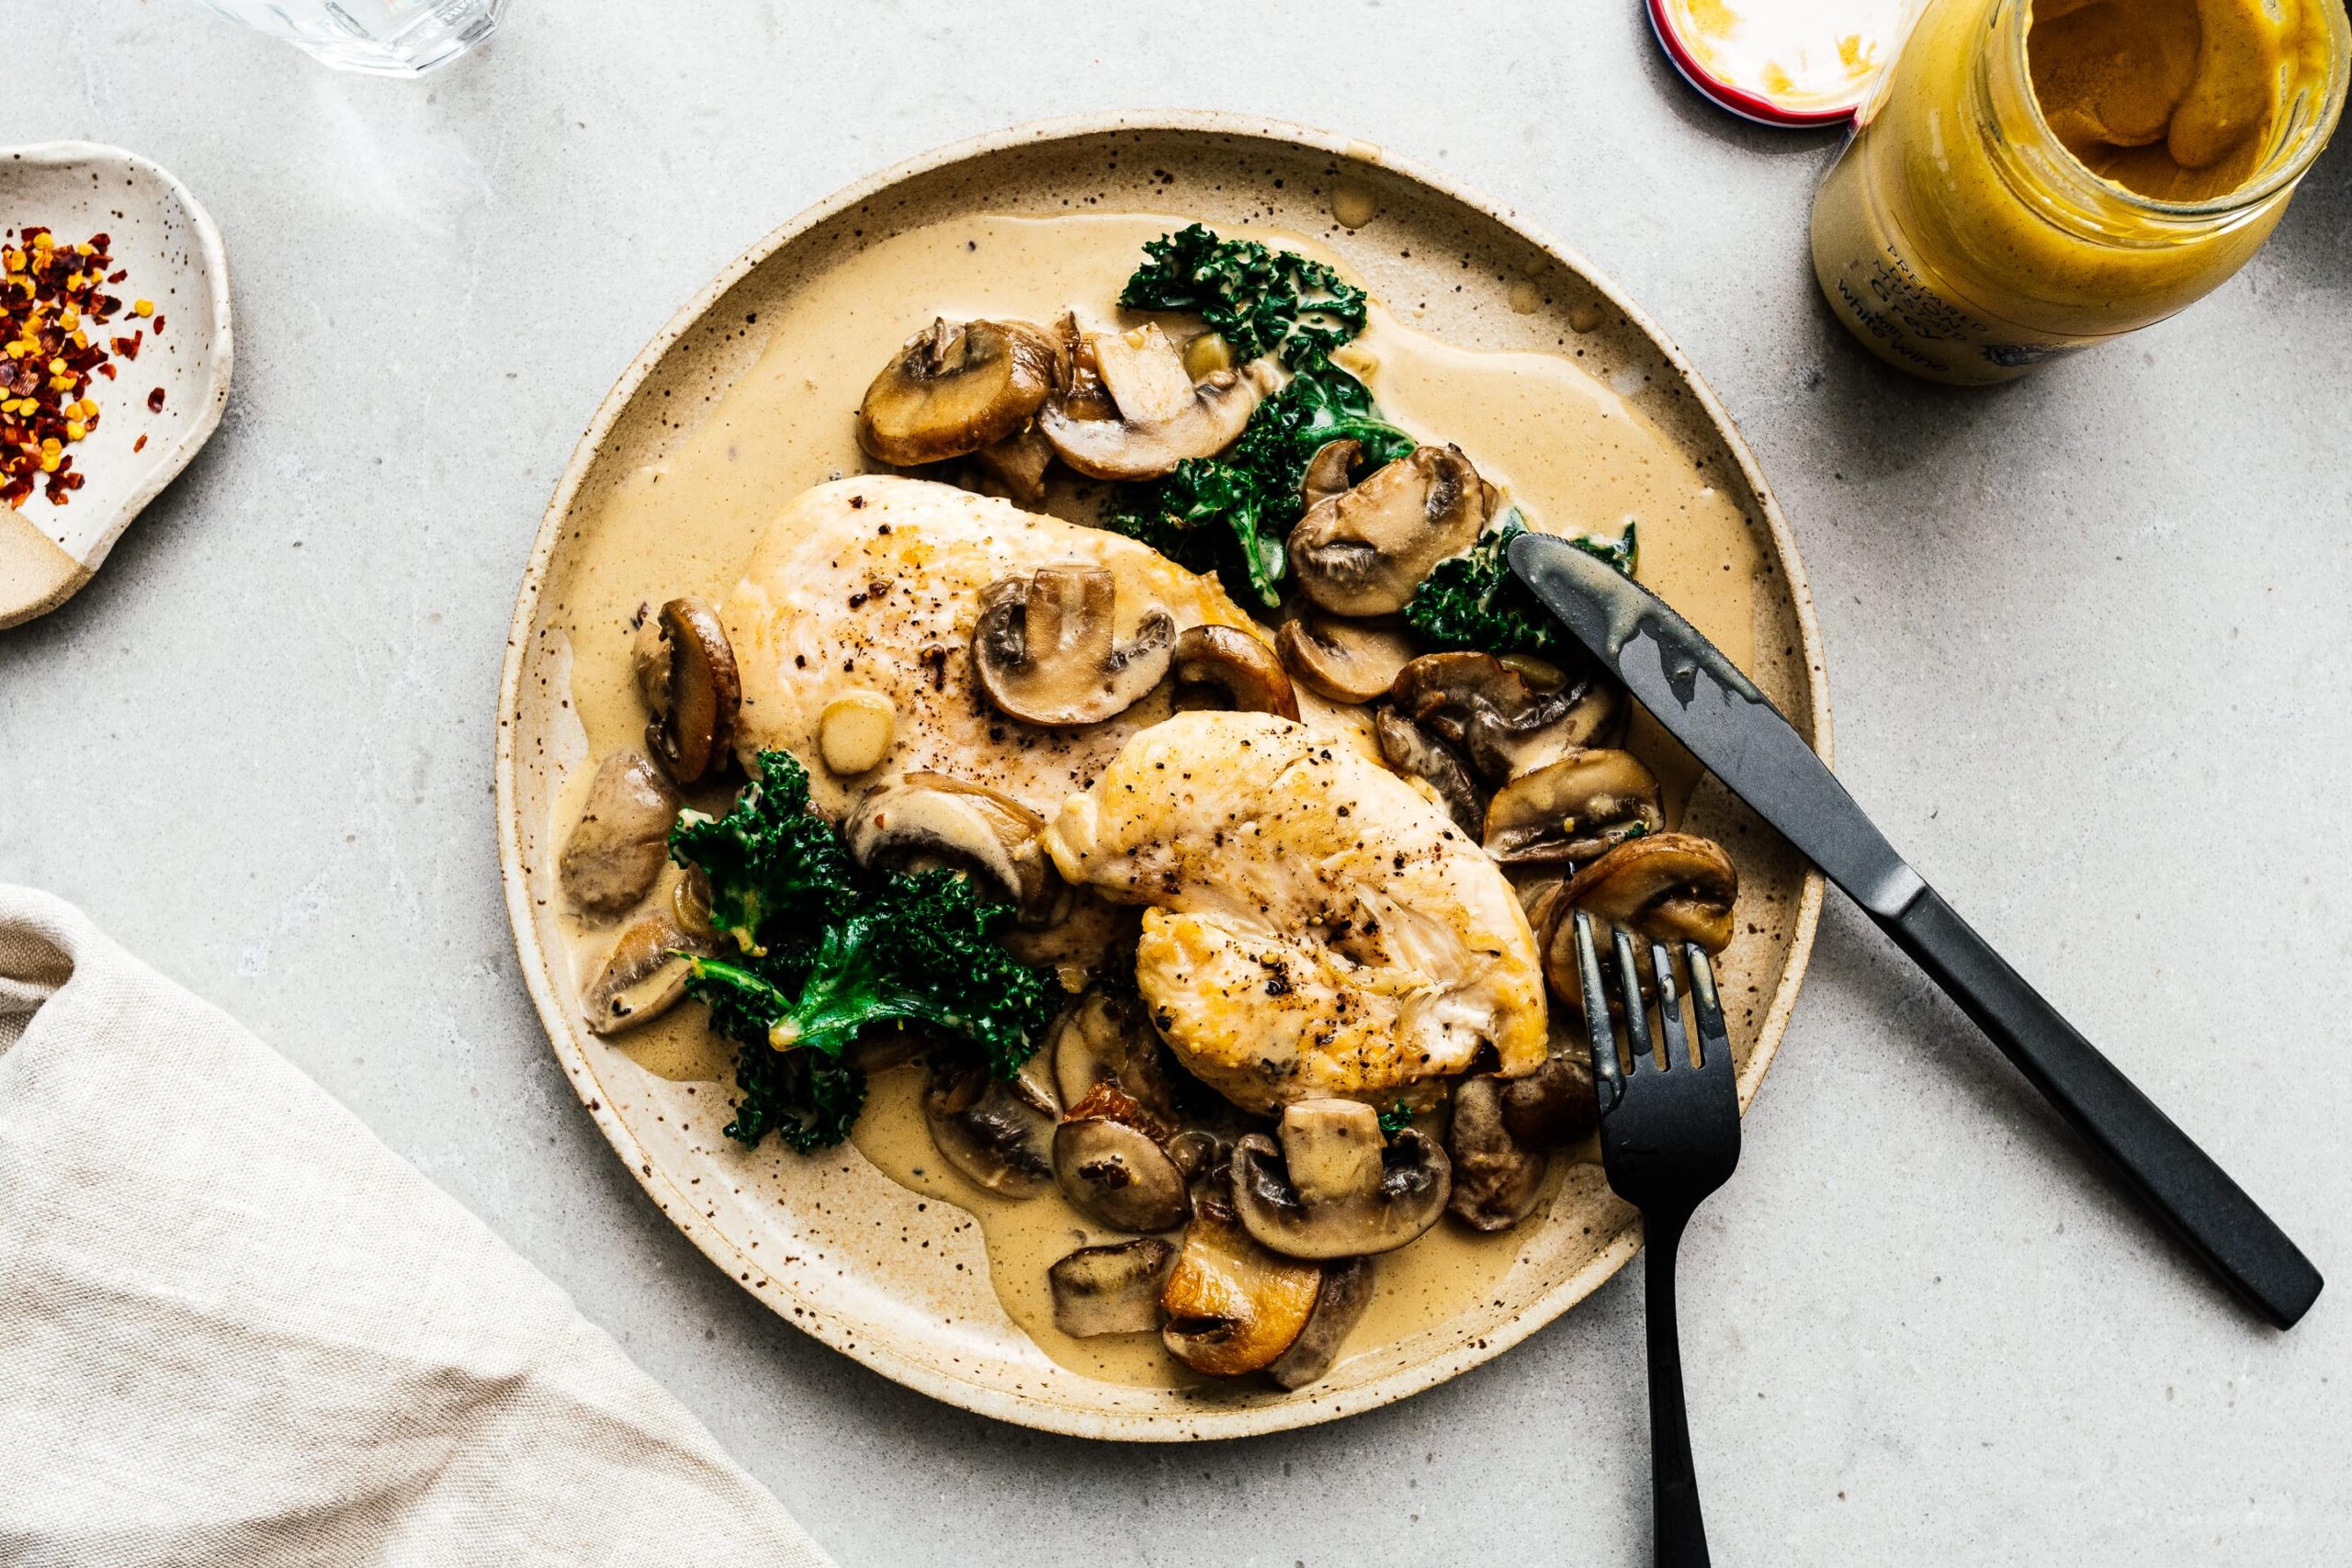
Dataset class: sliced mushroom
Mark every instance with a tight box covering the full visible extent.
[1160,1191,1323,1378]
[1050,986,1179,1121]
[967,424,1055,505]
[845,773,1066,926]
[1168,624,1300,720]
[1266,1256,1373,1390]
[1390,651,1620,784]
[858,318,1057,468]
[1289,446,1492,617]
[1445,1075,1548,1232]
[560,750,681,917]
[1050,1238,1177,1337]
[970,566,1177,727]
[818,690,897,776]
[583,908,705,1035]
[1482,749,1664,867]
[1299,437,1362,510]
[634,597,741,786]
[1229,1100,1453,1260]
[922,1054,1060,1198]
[1566,832,1739,953]
[1374,706,1487,838]
[1276,611,1417,705]
[1037,324,1261,481]
[1054,1081,1192,1233]
[1500,1032,1601,1150]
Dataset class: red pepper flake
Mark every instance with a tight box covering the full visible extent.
[106,269,126,284]
[152,314,164,335]
[147,386,165,412]
[112,332,141,360]
[0,225,134,508]
[132,434,147,453]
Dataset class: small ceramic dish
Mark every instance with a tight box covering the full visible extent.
[0,142,232,629]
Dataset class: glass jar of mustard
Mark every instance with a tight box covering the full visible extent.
[1811,0,2351,384]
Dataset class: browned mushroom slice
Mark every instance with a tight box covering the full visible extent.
[1482,749,1664,867]
[1289,445,1492,617]
[1566,832,1739,953]
[1298,437,1362,510]
[1500,1031,1601,1150]
[922,1054,1060,1198]
[1265,1256,1373,1390]
[634,597,741,785]
[970,566,1177,727]
[583,908,707,1035]
[1037,323,1262,480]
[1050,1238,1177,1337]
[1390,650,1620,784]
[1445,1076,1548,1232]
[1276,611,1417,705]
[1049,986,1179,1121]
[1169,624,1300,720]
[1053,1081,1192,1233]
[844,773,1066,926]
[1373,706,1487,837]
[1160,1191,1323,1378]
[1228,1100,1452,1260]
[967,424,1056,505]
[858,318,1057,468]
[560,750,681,917]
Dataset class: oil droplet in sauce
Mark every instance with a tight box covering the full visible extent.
[1508,278,1544,314]
[548,209,1765,1389]
[1329,180,1381,230]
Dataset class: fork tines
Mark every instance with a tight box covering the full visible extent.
[1569,909,1733,1084]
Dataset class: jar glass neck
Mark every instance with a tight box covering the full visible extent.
[1973,0,2351,241]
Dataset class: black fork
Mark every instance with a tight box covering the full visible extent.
[1574,910,1741,1568]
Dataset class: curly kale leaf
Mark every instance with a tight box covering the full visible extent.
[669,751,1061,1153]
[1106,360,1414,609]
[1119,223,1369,368]
[1404,513,1639,660]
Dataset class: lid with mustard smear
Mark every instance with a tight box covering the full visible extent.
[1647,0,1920,125]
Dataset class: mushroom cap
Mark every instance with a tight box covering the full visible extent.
[560,750,681,918]
[1500,1034,1600,1150]
[1564,832,1739,953]
[582,907,705,1035]
[1445,1075,1549,1232]
[1049,1238,1177,1338]
[922,1055,1061,1198]
[1289,445,1492,617]
[1482,748,1664,866]
[1390,650,1620,784]
[1228,1123,1453,1261]
[1159,1198,1323,1378]
[1265,1255,1373,1391]
[858,318,1057,468]
[1052,1080,1192,1234]
[1277,611,1417,705]
[1299,438,1363,510]
[1049,986,1180,1122]
[1170,623,1300,720]
[970,565,1178,728]
[639,597,741,786]
[844,772,1065,926]
[1373,706,1487,837]
[1035,325,1262,481]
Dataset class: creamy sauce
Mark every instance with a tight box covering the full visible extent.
[546,210,1766,1389]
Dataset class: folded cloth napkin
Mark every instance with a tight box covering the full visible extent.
[0,886,836,1568]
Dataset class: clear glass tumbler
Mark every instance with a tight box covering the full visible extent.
[196,0,506,76]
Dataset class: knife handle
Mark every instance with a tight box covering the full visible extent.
[1877,886,2323,1329]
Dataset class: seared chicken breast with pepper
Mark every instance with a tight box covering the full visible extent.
[1043,710,1549,1111]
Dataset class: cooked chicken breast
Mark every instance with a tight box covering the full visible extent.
[1042,710,1548,1111]
[722,475,1272,818]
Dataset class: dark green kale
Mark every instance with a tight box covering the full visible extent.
[1376,1101,1415,1140]
[1119,223,1369,368]
[1403,513,1639,661]
[668,750,1061,1153]
[1106,359,1414,608]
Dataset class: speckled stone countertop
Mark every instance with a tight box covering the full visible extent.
[6,5,2348,1563]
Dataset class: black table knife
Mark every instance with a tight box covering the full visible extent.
[1509,531,2322,1329]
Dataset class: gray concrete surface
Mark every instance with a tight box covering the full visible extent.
[7,5,2350,1564]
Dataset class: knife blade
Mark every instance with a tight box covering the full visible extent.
[1508,530,2323,1329]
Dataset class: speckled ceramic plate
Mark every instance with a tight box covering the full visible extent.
[495,113,1830,1439]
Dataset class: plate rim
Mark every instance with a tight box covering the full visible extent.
[494,109,1832,1440]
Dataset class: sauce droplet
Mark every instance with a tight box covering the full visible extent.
[1507,279,1544,315]
[1568,303,1606,333]
[1330,180,1381,231]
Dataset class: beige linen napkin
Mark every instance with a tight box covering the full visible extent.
[0,886,837,1568]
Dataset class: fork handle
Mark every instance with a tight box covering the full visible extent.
[1641,1208,1712,1568]
[1882,886,2323,1328]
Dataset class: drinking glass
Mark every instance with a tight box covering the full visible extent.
[196,0,505,76]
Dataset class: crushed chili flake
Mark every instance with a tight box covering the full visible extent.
[1,225,143,508]
[146,387,165,412]
[132,434,147,454]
